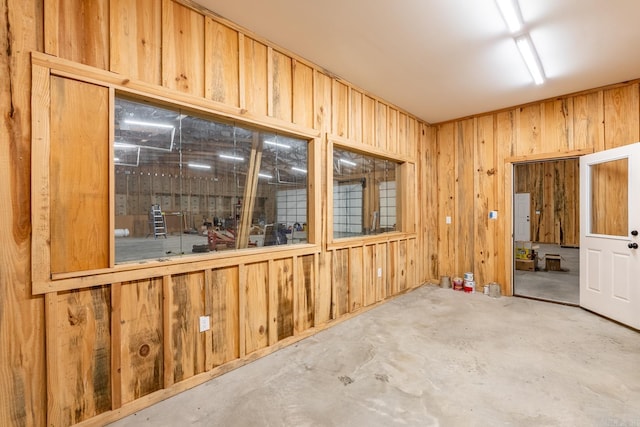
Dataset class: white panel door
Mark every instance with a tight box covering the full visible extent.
[514,193,531,241]
[580,143,640,329]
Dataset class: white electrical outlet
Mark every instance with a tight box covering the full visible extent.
[377,267,382,277]
[446,216,452,224]
[199,316,210,332]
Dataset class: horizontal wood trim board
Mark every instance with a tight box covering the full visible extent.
[330,136,414,164]
[506,148,595,164]
[31,52,321,140]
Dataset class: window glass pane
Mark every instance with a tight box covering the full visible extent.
[114,96,308,263]
[590,158,627,236]
[333,148,399,238]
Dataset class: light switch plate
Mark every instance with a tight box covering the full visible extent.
[199,316,210,332]
[446,216,452,224]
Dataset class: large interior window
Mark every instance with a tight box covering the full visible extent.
[332,147,398,238]
[114,96,308,263]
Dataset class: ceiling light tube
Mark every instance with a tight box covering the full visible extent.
[515,34,545,85]
[123,119,175,129]
[219,154,244,161]
[340,158,357,166]
[258,173,273,179]
[264,140,291,149]
[188,162,211,170]
[495,0,523,33]
[114,142,138,149]
[291,167,307,174]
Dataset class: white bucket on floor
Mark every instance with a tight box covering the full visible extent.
[464,272,474,281]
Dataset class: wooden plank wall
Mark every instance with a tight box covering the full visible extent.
[435,83,640,293]
[4,0,432,425]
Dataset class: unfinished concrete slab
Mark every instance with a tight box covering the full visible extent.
[109,285,640,427]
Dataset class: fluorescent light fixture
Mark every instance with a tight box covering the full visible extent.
[264,140,291,149]
[188,162,211,170]
[124,119,174,129]
[114,142,138,149]
[258,173,273,179]
[340,158,357,167]
[291,167,307,174]
[515,34,545,85]
[219,154,244,161]
[113,157,121,162]
[495,0,523,33]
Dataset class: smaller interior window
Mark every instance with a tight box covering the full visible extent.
[114,96,309,263]
[332,147,398,238]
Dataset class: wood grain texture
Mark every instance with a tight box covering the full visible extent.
[315,251,332,324]
[53,0,109,69]
[119,278,164,404]
[314,71,332,133]
[292,60,314,128]
[363,95,376,146]
[332,249,349,318]
[207,267,239,368]
[47,287,111,425]
[436,122,456,277]
[273,259,294,341]
[332,80,349,138]
[387,241,397,296]
[162,0,205,96]
[110,0,162,85]
[604,84,639,149]
[244,262,269,354]
[205,18,239,107]
[376,101,387,150]
[348,247,363,312]
[363,245,376,306]
[294,255,315,333]
[0,1,46,425]
[516,104,541,157]
[50,76,109,273]
[169,272,206,383]
[271,50,293,122]
[243,37,268,117]
[350,89,363,143]
[387,107,398,154]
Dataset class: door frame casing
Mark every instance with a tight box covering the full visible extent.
[504,148,594,296]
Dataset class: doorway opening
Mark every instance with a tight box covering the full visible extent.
[512,158,580,305]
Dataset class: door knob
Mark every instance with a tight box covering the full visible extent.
[629,242,639,249]
[631,230,639,236]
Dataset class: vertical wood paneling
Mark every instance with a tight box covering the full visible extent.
[437,122,456,278]
[474,115,496,287]
[316,252,332,324]
[273,259,294,341]
[1,1,45,424]
[47,287,111,425]
[422,125,439,281]
[398,240,408,291]
[332,80,349,137]
[516,104,541,156]
[387,107,398,154]
[314,72,332,133]
[169,272,205,383]
[110,0,161,85]
[243,37,268,116]
[350,89,363,142]
[348,247,363,312]
[456,119,474,275]
[363,95,376,146]
[376,102,387,149]
[407,239,417,289]
[495,110,515,291]
[292,60,314,128]
[207,267,239,368]
[205,18,239,107]
[119,278,163,404]
[333,249,349,318]
[271,50,293,122]
[363,245,376,306]
[294,255,315,333]
[245,262,269,354]
[50,77,109,273]
[604,84,640,149]
[542,99,572,153]
[398,112,408,156]
[162,0,205,96]
[573,92,604,152]
[51,0,109,69]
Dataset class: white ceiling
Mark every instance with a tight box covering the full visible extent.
[196,0,640,124]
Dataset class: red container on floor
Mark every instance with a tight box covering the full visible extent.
[452,277,464,291]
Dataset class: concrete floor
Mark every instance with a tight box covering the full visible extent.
[514,243,580,305]
[109,285,640,427]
